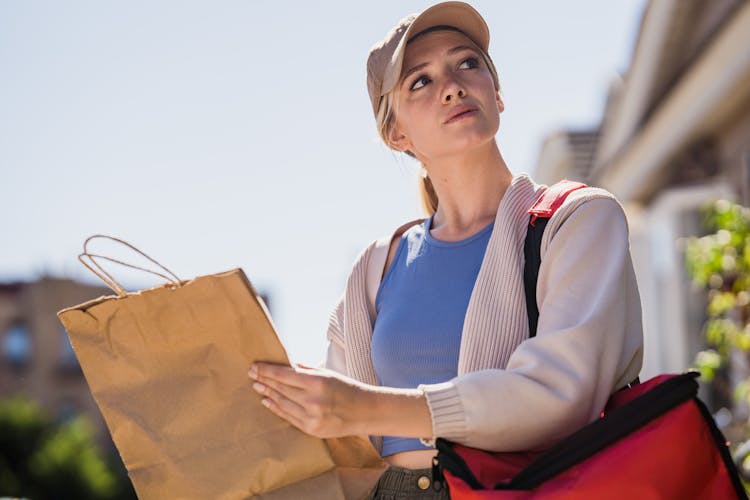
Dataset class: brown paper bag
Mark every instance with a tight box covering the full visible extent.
[57,236,386,499]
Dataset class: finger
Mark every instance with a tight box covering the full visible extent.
[294,364,333,378]
[251,362,317,389]
[256,383,309,427]
[252,377,308,406]
[260,397,306,430]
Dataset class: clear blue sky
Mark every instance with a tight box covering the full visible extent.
[0,0,646,363]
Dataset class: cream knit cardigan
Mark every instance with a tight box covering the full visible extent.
[325,174,643,452]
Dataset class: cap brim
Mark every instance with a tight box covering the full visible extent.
[381,1,490,95]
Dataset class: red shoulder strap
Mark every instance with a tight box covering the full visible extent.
[528,179,587,226]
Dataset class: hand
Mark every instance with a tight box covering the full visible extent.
[248,362,368,438]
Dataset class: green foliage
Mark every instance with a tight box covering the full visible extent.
[694,349,722,381]
[30,418,116,498]
[685,200,750,293]
[686,199,750,478]
[687,200,750,378]
[0,397,135,499]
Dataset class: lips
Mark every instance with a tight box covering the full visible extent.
[444,106,478,124]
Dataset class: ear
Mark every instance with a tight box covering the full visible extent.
[496,91,505,113]
[388,123,413,153]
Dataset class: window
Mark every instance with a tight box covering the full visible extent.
[58,326,80,373]
[56,399,79,424]
[2,323,32,368]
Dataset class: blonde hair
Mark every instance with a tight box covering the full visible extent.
[375,36,501,215]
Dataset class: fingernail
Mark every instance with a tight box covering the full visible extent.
[252,382,266,393]
[248,365,258,379]
[261,398,271,408]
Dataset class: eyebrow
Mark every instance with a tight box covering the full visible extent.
[401,45,479,82]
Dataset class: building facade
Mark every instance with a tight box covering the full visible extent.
[1,277,113,442]
[534,0,750,379]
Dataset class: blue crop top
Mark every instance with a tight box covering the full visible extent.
[371,215,494,457]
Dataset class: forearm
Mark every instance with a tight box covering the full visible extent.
[251,362,434,440]
[352,385,433,439]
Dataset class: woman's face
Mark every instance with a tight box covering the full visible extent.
[389,29,503,162]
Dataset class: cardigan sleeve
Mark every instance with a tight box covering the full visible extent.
[419,197,643,451]
[322,236,380,377]
[323,294,347,373]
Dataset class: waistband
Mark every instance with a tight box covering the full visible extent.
[368,466,448,499]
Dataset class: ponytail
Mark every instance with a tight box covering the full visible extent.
[419,166,438,215]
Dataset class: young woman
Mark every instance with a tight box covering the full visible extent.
[248,2,643,497]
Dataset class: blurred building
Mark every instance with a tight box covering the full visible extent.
[534,0,750,378]
[0,277,113,444]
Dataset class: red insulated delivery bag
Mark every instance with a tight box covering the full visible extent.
[433,371,747,499]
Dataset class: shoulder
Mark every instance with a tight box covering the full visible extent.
[546,186,628,235]
[367,218,424,280]
[341,218,425,319]
[385,218,424,269]
[558,185,622,210]
[540,185,630,254]
[346,218,424,276]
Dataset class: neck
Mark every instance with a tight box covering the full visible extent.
[423,141,513,240]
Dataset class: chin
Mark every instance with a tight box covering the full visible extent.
[440,132,496,155]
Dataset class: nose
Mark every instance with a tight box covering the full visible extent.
[442,79,466,104]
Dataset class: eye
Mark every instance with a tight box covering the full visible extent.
[410,75,431,91]
[458,57,480,70]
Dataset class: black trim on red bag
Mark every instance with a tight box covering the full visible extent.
[501,372,700,489]
[694,395,748,498]
[434,440,484,490]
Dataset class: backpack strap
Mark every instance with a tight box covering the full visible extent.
[523,180,587,337]
[365,218,424,321]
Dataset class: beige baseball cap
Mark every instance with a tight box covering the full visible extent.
[366,1,490,117]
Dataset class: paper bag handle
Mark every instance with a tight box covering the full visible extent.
[78,234,183,297]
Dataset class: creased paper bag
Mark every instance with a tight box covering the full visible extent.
[58,258,386,499]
